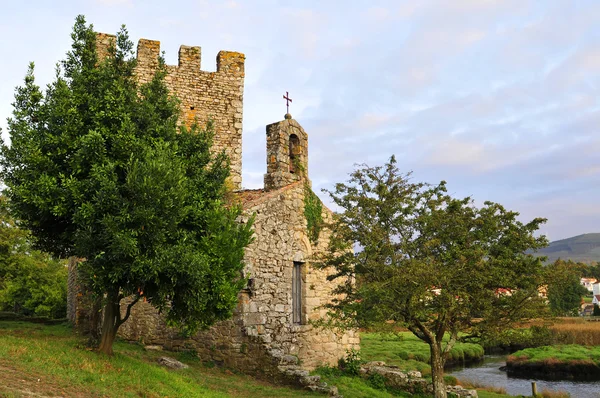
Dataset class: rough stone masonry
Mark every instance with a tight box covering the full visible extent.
[67,34,359,381]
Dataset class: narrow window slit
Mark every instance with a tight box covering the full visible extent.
[293,262,304,324]
[289,134,300,173]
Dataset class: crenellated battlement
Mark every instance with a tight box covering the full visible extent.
[96,34,245,76]
[95,32,245,190]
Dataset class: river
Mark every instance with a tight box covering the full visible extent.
[447,355,600,398]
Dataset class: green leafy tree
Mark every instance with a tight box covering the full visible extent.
[0,16,253,355]
[584,262,600,283]
[317,157,548,398]
[0,195,67,318]
[546,259,588,316]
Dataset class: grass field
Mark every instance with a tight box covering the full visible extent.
[0,321,319,398]
[360,332,484,375]
[0,321,440,398]
[508,344,600,365]
[0,320,557,397]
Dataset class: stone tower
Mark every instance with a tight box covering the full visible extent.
[264,114,309,191]
[96,33,245,189]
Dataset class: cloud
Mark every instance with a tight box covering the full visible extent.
[2,0,598,241]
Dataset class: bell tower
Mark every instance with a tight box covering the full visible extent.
[264,114,309,191]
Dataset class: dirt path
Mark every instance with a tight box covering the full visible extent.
[0,362,91,398]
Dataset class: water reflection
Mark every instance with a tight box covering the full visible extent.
[447,356,600,398]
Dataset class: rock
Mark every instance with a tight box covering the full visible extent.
[327,385,339,396]
[280,354,299,365]
[447,385,478,397]
[144,345,162,351]
[361,361,386,368]
[157,357,189,369]
[407,370,422,378]
[299,375,321,386]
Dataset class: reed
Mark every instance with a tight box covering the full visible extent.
[455,377,507,394]
[540,388,570,398]
[549,318,600,346]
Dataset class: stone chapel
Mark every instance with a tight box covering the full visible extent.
[67,34,359,380]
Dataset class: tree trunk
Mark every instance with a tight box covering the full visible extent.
[89,297,102,343]
[97,294,119,355]
[429,342,447,398]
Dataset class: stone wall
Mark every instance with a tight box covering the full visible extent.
[239,180,359,369]
[96,33,245,189]
[66,257,97,335]
[116,180,358,375]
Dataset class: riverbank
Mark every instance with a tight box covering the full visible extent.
[505,345,600,381]
[449,355,600,398]
[361,332,485,374]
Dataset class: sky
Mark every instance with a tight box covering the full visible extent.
[1,0,599,242]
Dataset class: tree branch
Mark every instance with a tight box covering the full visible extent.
[116,295,141,328]
[442,331,457,357]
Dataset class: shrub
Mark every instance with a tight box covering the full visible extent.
[338,349,362,376]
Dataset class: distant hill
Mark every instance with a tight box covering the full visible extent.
[535,233,600,264]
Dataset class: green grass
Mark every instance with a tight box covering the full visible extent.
[0,321,317,397]
[510,344,600,364]
[0,321,516,398]
[1,321,441,398]
[314,367,431,398]
[359,332,520,397]
[360,332,484,375]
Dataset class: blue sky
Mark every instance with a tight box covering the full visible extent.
[1,0,599,241]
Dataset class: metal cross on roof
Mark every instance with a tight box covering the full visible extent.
[283,91,292,114]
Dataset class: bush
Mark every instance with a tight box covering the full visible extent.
[480,325,554,350]
[0,196,67,319]
[338,349,362,376]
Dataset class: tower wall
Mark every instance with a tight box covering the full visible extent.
[96,34,245,189]
[264,118,309,191]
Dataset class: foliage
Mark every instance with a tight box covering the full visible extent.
[0,16,253,354]
[478,325,554,350]
[546,259,588,316]
[338,348,362,376]
[0,195,67,318]
[594,305,600,316]
[317,156,548,397]
[584,261,600,281]
[304,183,323,243]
